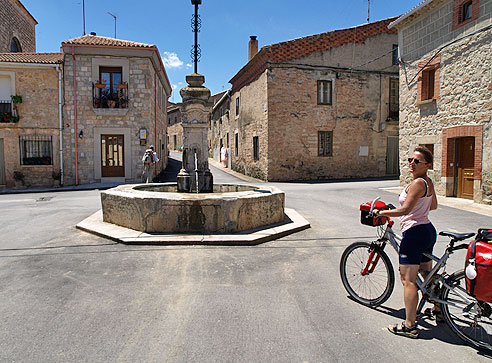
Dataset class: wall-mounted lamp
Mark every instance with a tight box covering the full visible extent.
[79,130,84,139]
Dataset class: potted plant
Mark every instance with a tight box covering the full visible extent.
[116,80,127,89]
[13,170,24,188]
[95,80,106,89]
[52,170,61,187]
[107,99,116,108]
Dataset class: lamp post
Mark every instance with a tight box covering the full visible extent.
[191,0,202,74]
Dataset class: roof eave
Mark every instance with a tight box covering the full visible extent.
[388,0,435,29]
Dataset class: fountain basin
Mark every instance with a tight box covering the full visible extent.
[100,183,285,233]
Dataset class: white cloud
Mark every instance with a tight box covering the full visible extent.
[172,84,178,90]
[186,63,192,69]
[162,52,184,69]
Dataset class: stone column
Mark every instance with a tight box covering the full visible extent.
[177,73,213,192]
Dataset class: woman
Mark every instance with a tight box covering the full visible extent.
[374,146,438,338]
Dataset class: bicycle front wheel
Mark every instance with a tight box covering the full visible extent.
[441,271,492,352]
[340,241,395,307]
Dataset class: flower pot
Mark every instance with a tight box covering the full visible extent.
[95,84,106,89]
[116,84,127,89]
[107,100,116,108]
[14,180,23,189]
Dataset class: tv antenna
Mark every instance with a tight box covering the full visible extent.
[367,0,371,23]
[108,12,117,38]
[82,0,86,35]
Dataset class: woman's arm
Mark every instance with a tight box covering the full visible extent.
[375,179,426,218]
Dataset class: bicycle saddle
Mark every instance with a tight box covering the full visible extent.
[439,231,475,240]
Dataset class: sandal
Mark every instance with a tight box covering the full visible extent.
[387,322,419,339]
[424,307,445,323]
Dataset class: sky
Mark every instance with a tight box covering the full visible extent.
[21,0,420,102]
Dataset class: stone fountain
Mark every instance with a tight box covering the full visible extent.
[76,1,309,244]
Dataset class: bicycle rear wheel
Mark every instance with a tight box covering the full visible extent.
[340,241,395,307]
[440,271,492,352]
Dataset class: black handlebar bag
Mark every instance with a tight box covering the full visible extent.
[465,229,492,303]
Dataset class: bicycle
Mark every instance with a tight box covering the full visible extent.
[339,197,492,352]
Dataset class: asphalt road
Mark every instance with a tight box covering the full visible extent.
[0,155,490,362]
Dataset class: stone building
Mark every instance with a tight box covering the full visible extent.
[389,0,492,203]
[210,89,231,162]
[61,34,172,185]
[215,18,400,181]
[167,102,183,151]
[0,53,63,187]
[0,0,37,53]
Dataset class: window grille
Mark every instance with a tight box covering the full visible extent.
[389,79,399,119]
[253,136,259,161]
[318,131,333,156]
[19,135,53,165]
[317,80,332,105]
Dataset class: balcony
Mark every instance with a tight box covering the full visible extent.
[92,83,129,109]
[0,100,18,123]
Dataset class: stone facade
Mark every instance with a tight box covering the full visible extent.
[0,0,36,53]
[391,0,492,203]
[215,18,400,181]
[167,103,183,151]
[0,62,61,187]
[61,36,171,185]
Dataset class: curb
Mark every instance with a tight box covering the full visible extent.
[76,208,311,246]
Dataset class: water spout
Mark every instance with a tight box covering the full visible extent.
[194,151,199,193]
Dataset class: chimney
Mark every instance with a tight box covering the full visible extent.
[248,36,258,62]
[90,32,97,36]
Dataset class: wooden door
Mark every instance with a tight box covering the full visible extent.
[386,136,399,176]
[0,139,5,185]
[101,135,124,177]
[457,137,474,199]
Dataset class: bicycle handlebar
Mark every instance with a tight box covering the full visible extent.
[368,196,381,214]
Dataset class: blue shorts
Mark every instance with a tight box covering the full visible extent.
[399,223,437,265]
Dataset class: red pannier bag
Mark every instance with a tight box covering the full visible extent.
[360,200,388,227]
[465,229,492,302]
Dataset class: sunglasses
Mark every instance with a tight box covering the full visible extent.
[408,157,425,164]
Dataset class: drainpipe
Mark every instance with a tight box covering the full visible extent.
[56,64,64,185]
[72,46,79,185]
[154,70,159,176]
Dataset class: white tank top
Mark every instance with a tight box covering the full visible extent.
[399,177,433,232]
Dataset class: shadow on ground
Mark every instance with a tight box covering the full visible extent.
[154,157,181,182]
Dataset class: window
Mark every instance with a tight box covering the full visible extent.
[226,133,229,148]
[235,96,240,116]
[392,44,399,65]
[253,136,259,161]
[10,37,21,53]
[453,0,479,30]
[173,135,177,149]
[421,68,436,101]
[235,132,239,156]
[19,135,53,165]
[318,131,333,156]
[418,55,440,103]
[389,79,399,119]
[99,66,122,102]
[462,1,473,21]
[0,75,12,116]
[317,80,332,105]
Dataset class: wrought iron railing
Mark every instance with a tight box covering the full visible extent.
[92,83,129,109]
[0,100,18,123]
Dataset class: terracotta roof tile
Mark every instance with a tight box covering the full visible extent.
[230,17,398,92]
[0,52,64,64]
[62,34,155,48]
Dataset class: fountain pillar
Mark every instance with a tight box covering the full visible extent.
[177,73,213,193]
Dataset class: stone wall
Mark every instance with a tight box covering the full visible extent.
[62,53,167,185]
[228,72,269,180]
[167,108,182,151]
[397,0,492,203]
[266,65,399,181]
[0,0,36,53]
[0,65,60,187]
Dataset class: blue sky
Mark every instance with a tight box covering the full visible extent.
[22,0,419,102]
